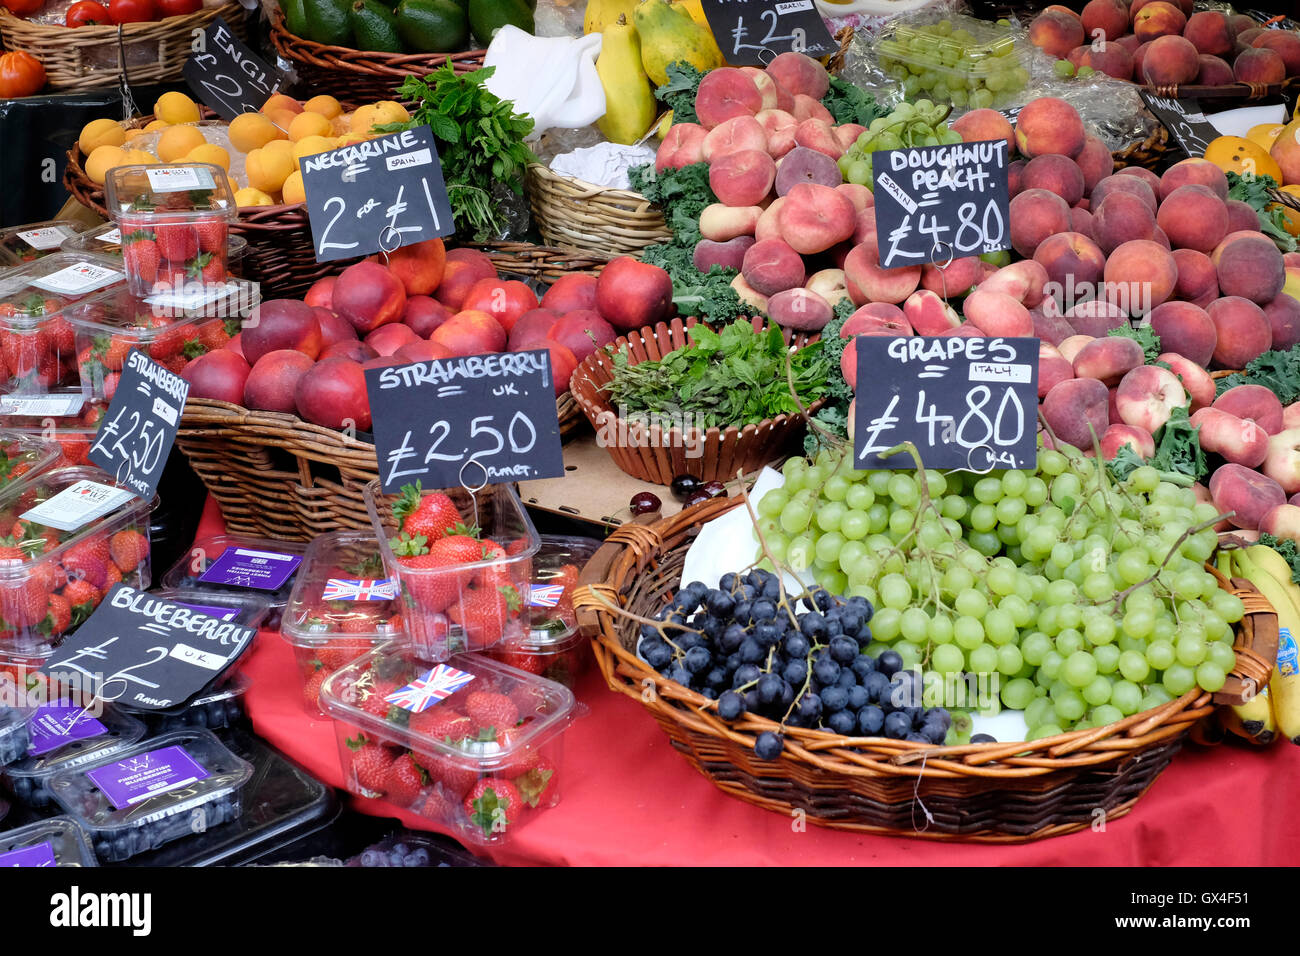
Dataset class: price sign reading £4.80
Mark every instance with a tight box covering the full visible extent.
[88,350,189,502]
[301,125,455,263]
[853,336,1039,473]
[364,350,565,493]
[871,139,1011,269]
[699,0,837,66]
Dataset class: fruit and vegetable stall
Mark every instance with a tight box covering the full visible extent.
[0,0,1296,870]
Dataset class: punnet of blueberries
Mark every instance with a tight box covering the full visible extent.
[637,569,952,759]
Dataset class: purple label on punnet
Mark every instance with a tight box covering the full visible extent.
[176,601,240,622]
[85,744,211,810]
[27,704,108,757]
[198,547,301,592]
[0,842,57,867]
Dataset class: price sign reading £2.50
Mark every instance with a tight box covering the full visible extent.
[853,336,1039,473]
[871,139,1011,269]
[302,125,455,263]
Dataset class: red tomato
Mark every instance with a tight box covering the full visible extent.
[65,0,110,25]
[2,0,46,16]
[156,0,200,15]
[107,0,156,23]
[0,50,45,98]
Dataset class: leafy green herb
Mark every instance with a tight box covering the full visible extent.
[654,61,705,126]
[1105,443,1146,482]
[1257,533,1300,584]
[1106,324,1162,364]
[803,298,856,455]
[821,76,884,127]
[1213,342,1300,404]
[1226,170,1298,254]
[379,65,538,242]
[1150,406,1207,481]
[603,319,830,429]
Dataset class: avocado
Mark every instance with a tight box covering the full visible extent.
[396,0,470,52]
[467,0,533,47]
[349,0,403,52]
[300,0,352,45]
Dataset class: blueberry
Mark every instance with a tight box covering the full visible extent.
[883,711,912,739]
[738,638,765,664]
[812,658,840,685]
[799,612,827,639]
[733,663,762,687]
[719,624,747,654]
[820,685,849,712]
[828,635,860,664]
[753,732,784,760]
[857,705,885,735]
[717,690,745,720]
[783,634,811,659]
[851,655,875,679]
[877,650,903,677]
[970,733,998,744]
[827,709,857,734]
[846,685,870,710]
[410,848,430,866]
[782,659,807,686]
[361,850,384,867]
[683,645,712,674]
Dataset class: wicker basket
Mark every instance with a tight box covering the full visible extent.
[569,316,822,486]
[526,163,671,256]
[573,497,1274,841]
[268,8,485,103]
[0,3,246,92]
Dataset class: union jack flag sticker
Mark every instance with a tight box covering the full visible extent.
[322,578,399,601]
[384,664,477,713]
[529,584,565,608]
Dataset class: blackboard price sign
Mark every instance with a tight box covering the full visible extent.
[871,139,1011,269]
[40,585,257,711]
[364,349,565,493]
[699,0,837,66]
[1138,90,1218,159]
[853,336,1038,472]
[183,15,283,121]
[88,350,189,502]
[997,104,1023,125]
[302,125,455,263]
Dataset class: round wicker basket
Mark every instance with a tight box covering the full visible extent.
[574,497,1276,841]
[0,3,246,92]
[526,163,671,256]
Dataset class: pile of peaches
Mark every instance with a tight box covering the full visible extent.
[1028,0,1300,87]
[179,237,676,431]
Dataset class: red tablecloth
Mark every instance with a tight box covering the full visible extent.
[199,500,1300,866]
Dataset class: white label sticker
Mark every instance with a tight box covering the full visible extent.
[16,226,71,250]
[0,394,85,416]
[385,148,432,171]
[969,363,1032,384]
[28,261,123,295]
[96,227,122,246]
[20,480,135,532]
[145,166,216,193]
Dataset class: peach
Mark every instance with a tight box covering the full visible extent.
[1043,377,1111,451]
[1132,39,1154,79]
[1207,296,1272,369]
[709,149,776,207]
[363,322,420,357]
[1116,364,1186,433]
[1058,334,1096,363]
[1252,31,1300,77]
[1102,424,1156,459]
[1008,160,1025,197]
[316,307,359,347]
[920,257,983,298]
[1114,33,1141,54]
[755,109,798,158]
[841,302,908,337]
[834,124,867,154]
[1022,154,1085,206]
[742,238,805,296]
[1183,10,1235,57]
[1196,54,1235,85]
[1133,0,1191,15]
[1159,157,1229,201]
[540,273,598,314]
[694,236,755,272]
[1070,206,1095,239]
[1014,97,1086,159]
[1172,248,1219,306]
[1213,231,1286,304]
[843,244,922,306]
[963,289,1034,337]
[904,289,962,335]
[459,278,538,334]
[1038,342,1075,399]
[1156,184,1228,252]
[1198,414,1270,471]
[695,68,763,129]
[1141,34,1199,84]
[1079,44,1135,79]
[1093,173,1157,212]
[739,67,781,110]
[793,119,843,160]
[1034,231,1106,289]
[769,287,833,331]
[1009,188,1072,257]
[950,109,1015,153]
[304,276,336,310]
[434,252,496,311]
[332,261,406,334]
[731,274,769,314]
[1029,10,1086,59]
[242,349,314,413]
[977,260,1050,307]
[394,340,451,364]
[403,295,452,338]
[1158,352,1216,409]
[1234,46,1286,84]
[1260,504,1300,544]
[774,146,841,195]
[1134,1,1186,42]
[1263,428,1300,495]
[836,183,873,213]
[766,52,829,100]
[1075,136,1115,194]
[508,308,560,351]
[655,123,707,172]
[1148,300,1216,365]
[1066,299,1127,337]
[791,94,833,125]
[1265,293,1300,351]
[805,269,849,309]
[431,309,507,356]
[1104,239,1177,315]
[699,203,763,241]
[1108,386,1123,426]
[755,196,786,242]
[320,341,377,363]
[1092,190,1157,255]
[702,115,768,162]
[594,256,674,331]
[295,357,370,432]
[183,349,249,404]
[1214,383,1285,435]
[242,299,322,364]
[776,182,855,255]
[1073,335,1145,385]
[1081,0,1129,41]
[1224,199,1261,235]
[548,311,616,365]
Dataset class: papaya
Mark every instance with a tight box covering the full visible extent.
[584,0,638,35]
[300,0,353,45]
[633,0,723,87]
[396,0,469,51]
[468,0,533,46]
[349,0,403,51]
[596,14,657,145]
[282,0,310,37]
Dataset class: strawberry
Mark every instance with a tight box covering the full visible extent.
[194,220,225,254]
[409,707,473,743]
[392,533,482,612]
[148,323,191,362]
[196,318,234,353]
[302,665,327,709]
[465,691,519,734]
[464,778,523,837]
[424,755,477,799]
[505,537,532,556]
[420,786,458,821]
[186,252,224,285]
[108,529,149,574]
[498,646,544,675]
[393,483,463,541]
[38,593,71,638]
[153,224,198,263]
[103,563,123,588]
[0,577,50,630]
[46,315,76,356]
[360,678,399,719]
[62,537,111,590]
[452,583,524,650]
[317,636,374,670]
[60,577,99,616]
[122,235,160,285]
[346,735,393,795]
[513,757,556,808]
[383,753,427,807]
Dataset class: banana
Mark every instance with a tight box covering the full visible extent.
[1236,547,1300,744]
[1221,684,1275,745]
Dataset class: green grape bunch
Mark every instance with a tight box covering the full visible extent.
[836,99,962,189]
[878,18,1030,110]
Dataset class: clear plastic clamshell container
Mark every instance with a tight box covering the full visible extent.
[163,534,307,629]
[0,220,87,267]
[320,643,576,845]
[0,429,63,500]
[282,529,409,716]
[61,220,249,275]
[0,674,37,766]
[0,816,98,867]
[104,163,239,298]
[876,13,1032,110]
[364,480,541,663]
[0,419,100,469]
[0,465,157,653]
[3,700,147,809]
[48,728,254,863]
